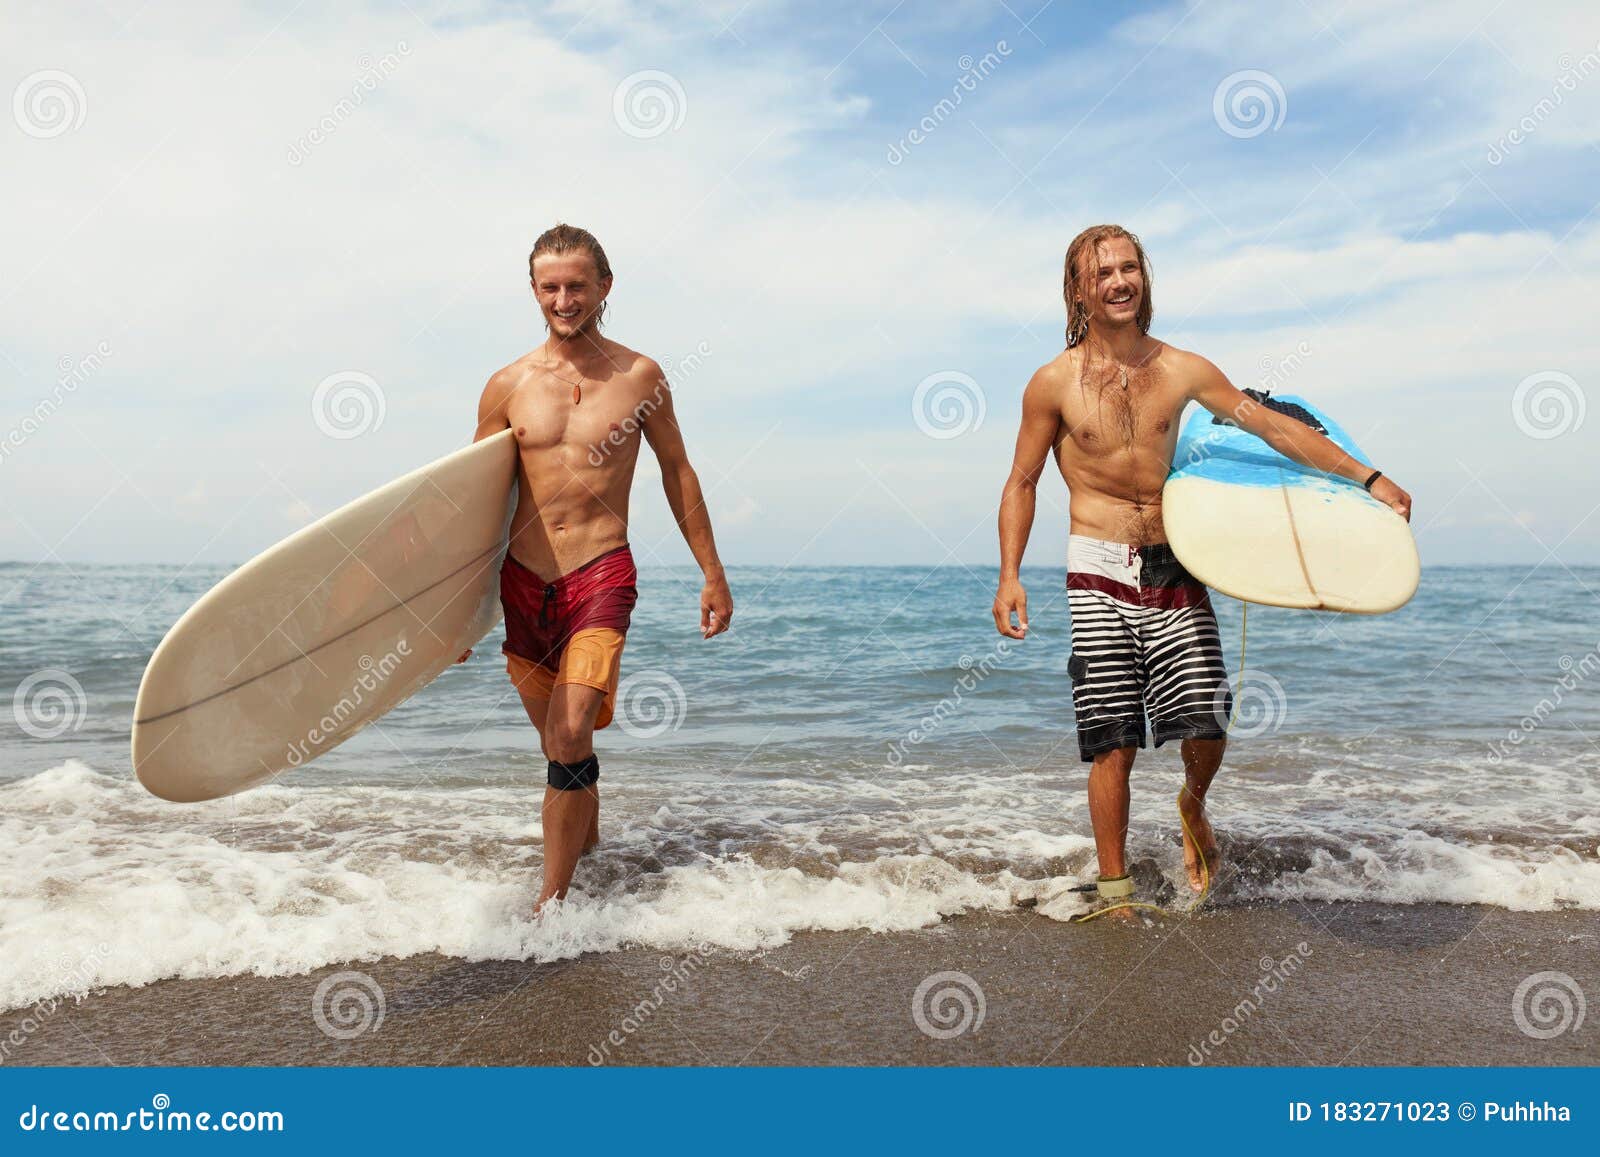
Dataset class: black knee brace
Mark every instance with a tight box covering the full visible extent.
[547,754,599,791]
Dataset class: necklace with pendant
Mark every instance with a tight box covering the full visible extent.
[539,362,587,405]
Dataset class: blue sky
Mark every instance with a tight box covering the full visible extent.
[3,0,1597,571]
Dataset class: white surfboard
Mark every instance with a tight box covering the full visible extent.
[1163,395,1419,614]
[132,431,518,802]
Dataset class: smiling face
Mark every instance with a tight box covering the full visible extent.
[1088,237,1143,327]
[1063,224,1153,346]
[531,252,612,339]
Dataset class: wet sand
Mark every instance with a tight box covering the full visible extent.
[6,903,1596,1066]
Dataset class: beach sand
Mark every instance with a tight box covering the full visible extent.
[7,902,1595,1067]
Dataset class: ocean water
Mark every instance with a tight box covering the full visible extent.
[2,560,1598,1010]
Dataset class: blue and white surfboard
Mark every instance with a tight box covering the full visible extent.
[1163,394,1419,613]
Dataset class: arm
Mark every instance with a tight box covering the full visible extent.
[640,366,733,638]
[1188,356,1412,521]
[473,370,516,442]
[993,367,1061,638]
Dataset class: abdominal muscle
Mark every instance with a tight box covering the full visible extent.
[507,456,634,579]
[1066,489,1168,547]
[1057,444,1174,547]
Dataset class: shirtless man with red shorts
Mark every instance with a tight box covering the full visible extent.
[471,224,733,912]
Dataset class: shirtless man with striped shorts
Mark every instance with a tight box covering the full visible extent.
[993,224,1412,908]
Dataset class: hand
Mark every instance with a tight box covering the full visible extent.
[455,649,472,664]
[701,570,733,639]
[1370,475,1412,522]
[993,577,1029,639]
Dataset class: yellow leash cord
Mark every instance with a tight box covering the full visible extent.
[1070,600,1247,924]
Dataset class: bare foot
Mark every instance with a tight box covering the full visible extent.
[532,888,565,917]
[1179,796,1220,893]
[1071,900,1144,925]
[1102,903,1143,925]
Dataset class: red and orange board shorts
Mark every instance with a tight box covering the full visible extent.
[499,544,637,729]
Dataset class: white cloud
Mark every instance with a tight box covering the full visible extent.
[1,0,1596,571]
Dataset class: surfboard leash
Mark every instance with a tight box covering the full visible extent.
[1067,793,1214,922]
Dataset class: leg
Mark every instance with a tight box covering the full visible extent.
[1066,581,1144,884]
[1136,558,1231,894]
[1086,744,1137,879]
[535,681,607,911]
[549,628,626,859]
[514,687,602,852]
[1178,736,1225,892]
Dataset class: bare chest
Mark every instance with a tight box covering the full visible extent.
[505,378,647,459]
[1060,375,1183,458]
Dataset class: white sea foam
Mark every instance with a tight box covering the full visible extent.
[2,760,1596,1010]
[0,762,1022,1010]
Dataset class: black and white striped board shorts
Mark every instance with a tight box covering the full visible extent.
[1065,534,1232,762]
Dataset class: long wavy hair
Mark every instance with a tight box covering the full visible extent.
[1063,224,1153,348]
